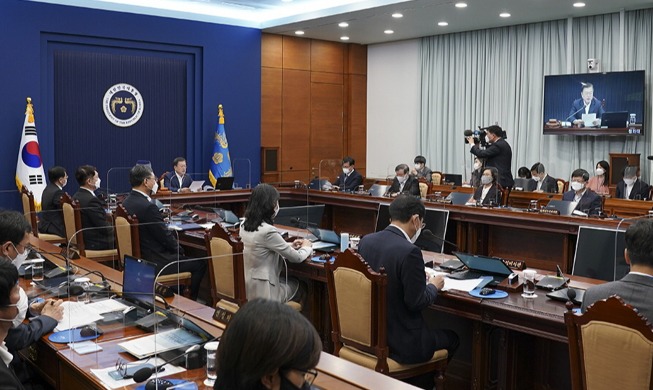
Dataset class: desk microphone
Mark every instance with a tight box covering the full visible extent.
[289,217,318,229]
[418,229,458,251]
[132,344,202,383]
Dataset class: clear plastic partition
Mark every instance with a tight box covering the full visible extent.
[317,159,341,191]
[232,158,252,189]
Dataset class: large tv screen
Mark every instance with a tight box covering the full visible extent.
[542,70,645,136]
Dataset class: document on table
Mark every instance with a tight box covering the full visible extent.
[91,357,185,389]
[54,299,130,332]
[118,328,204,359]
[425,269,484,292]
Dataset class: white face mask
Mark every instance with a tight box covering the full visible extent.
[95,178,102,189]
[13,288,28,328]
[533,175,541,182]
[342,168,350,175]
[409,217,422,244]
[481,175,493,185]
[10,243,29,269]
[595,168,605,176]
[151,181,158,195]
[473,162,482,170]
[397,175,407,183]
[414,164,423,170]
[624,178,636,186]
[485,135,491,144]
[570,181,585,191]
[273,203,280,219]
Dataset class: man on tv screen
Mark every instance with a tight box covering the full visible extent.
[568,82,605,126]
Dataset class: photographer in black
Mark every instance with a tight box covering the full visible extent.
[466,125,514,189]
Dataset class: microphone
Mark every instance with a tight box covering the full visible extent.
[565,105,586,122]
[289,217,318,229]
[463,129,473,137]
[132,344,202,383]
[567,287,577,303]
[417,229,458,252]
[647,156,653,160]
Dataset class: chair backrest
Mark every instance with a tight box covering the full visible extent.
[500,186,511,206]
[113,204,141,262]
[325,249,389,373]
[418,179,429,199]
[431,171,443,185]
[557,178,568,193]
[204,224,246,307]
[60,192,83,249]
[159,171,169,190]
[21,186,39,237]
[565,295,653,390]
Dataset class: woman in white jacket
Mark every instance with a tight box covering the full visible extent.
[240,184,313,302]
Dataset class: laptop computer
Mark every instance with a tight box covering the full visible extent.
[601,111,629,128]
[446,192,473,205]
[545,200,578,216]
[448,252,513,286]
[513,178,533,191]
[306,226,340,252]
[121,255,157,309]
[188,180,205,192]
[368,184,388,197]
[215,176,235,190]
[308,178,329,190]
[442,174,463,186]
[212,208,240,226]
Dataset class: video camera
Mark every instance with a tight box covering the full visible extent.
[464,125,507,147]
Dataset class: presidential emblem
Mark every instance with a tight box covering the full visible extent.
[103,83,144,127]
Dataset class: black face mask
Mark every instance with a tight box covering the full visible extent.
[279,374,311,390]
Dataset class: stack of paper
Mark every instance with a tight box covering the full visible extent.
[55,299,129,332]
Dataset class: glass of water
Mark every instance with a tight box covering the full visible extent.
[521,270,537,298]
[204,341,219,386]
[31,259,45,282]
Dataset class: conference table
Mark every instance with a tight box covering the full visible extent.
[160,187,653,390]
[20,236,419,390]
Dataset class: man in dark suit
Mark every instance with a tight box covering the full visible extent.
[73,165,114,250]
[467,125,514,189]
[387,164,420,198]
[164,157,193,192]
[122,165,206,299]
[582,219,653,321]
[0,259,25,390]
[615,166,650,200]
[562,169,602,215]
[38,166,67,238]
[333,156,363,192]
[530,162,558,193]
[568,82,605,126]
[358,195,458,365]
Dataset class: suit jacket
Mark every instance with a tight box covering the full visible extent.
[334,169,363,192]
[0,360,24,390]
[73,189,114,250]
[5,315,58,352]
[38,183,65,237]
[473,184,501,206]
[358,226,439,364]
[240,222,311,302]
[582,273,653,322]
[535,175,558,193]
[164,172,193,192]
[121,190,183,267]
[387,175,420,197]
[562,189,602,215]
[568,98,605,121]
[615,179,650,200]
[470,138,514,188]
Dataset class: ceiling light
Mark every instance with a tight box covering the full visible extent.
[573,2,586,7]
[338,22,349,28]
[295,30,304,35]
[438,21,448,26]
[392,13,403,18]
[340,36,350,41]
[499,12,511,18]
[384,29,394,34]
[455,2,467,8]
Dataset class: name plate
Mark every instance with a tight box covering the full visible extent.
[213,300,239,325]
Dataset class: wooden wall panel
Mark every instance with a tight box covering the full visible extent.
[261,67,282,147]
[347,44,367,75]
[283,36,310,70]
[262,34,282,68]
[311,72,343,85]
[282,170,310,182]
[281,69,310,173]
[311,40,343,74]
[310,83,343,173]
[347,74,367,173]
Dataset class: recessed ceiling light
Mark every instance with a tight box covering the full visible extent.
[438,21,448,26]
[455,2,467,8]
[573,2,586,7]
[340,36,350,41]
[499,12,511,18]
[338,22,349,28]
[392,13,403,18]
[295,30,304,35]
[384,29,394,34]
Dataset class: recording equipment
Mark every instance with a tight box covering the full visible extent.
[132,345,202,383]
[647,156,653,160]
[464,128,487,146]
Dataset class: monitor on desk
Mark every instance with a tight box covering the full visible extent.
[123,255,157,308]
[572,226,628,281]
[214,176,235,190]
[375,204,449,253]
[274,204,325,228]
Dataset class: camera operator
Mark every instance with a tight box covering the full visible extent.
[466,125,514,189]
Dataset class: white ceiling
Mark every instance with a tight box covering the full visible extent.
[29,0,653,44]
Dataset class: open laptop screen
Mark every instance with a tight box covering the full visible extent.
[123,255,157,307]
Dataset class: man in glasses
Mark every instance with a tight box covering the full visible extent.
[0,258,24,389]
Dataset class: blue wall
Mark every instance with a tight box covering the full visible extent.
[0,0,261,209]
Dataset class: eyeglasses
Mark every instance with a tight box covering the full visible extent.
[294,368,318,386]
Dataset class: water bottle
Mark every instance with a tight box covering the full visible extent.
[630,113,636,125]
[340,232,349,252]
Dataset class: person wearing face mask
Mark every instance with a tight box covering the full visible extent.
[240,184,312,302]
[473,167,501,206]
[38,166,68,238]
[214,299,322,390]
[410,155,433,183]
[0,259,24,390]
[616,166,650,201]
[466,125,514,189]
[587,160,610,196]
[357,195,459,367]
[72,165,115,250]
[529,162,558,193]
[562,169,602,215]
[122,165,206,299]
[468,157,485,188]
[332,156,363,192]
[387,164,420,198]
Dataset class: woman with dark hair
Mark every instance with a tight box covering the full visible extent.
[214,299,322,390]
[587,160,610,196]
[468,157,484,188]
[473,167,501,206]
[240,184,312,302]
